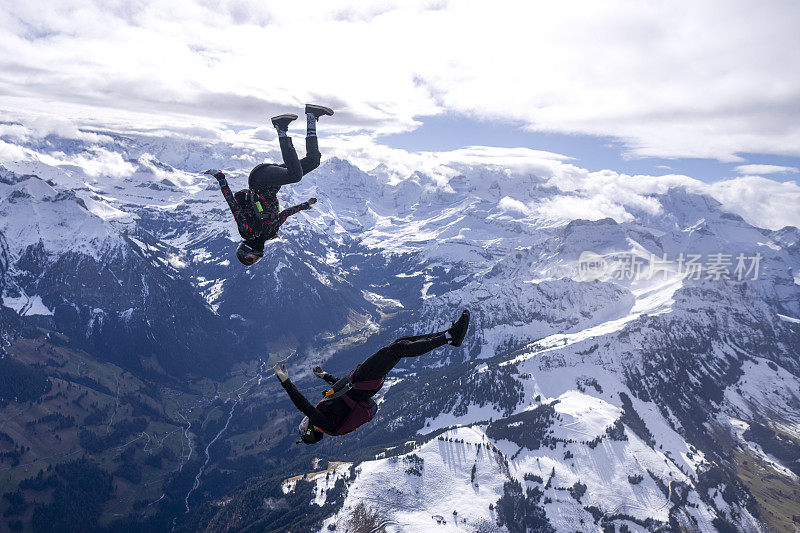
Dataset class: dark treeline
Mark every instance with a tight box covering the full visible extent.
[0,357,51,407]
[27,459,114,533]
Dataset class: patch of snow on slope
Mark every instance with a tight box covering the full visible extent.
[3,293,53,316]
[778,313,800,324]
[324,427,506,532]
[723,357,800,425]
[551,390,620,440]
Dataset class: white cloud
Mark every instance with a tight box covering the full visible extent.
[62,147,136,178]
[312,132,800,230]
[3,121,799,232]
[525,161,800,230]
[314,133,799,230]
[0,0,799,162]
[707,176,800,230]
[541,167,800,230]
[0,124,30,142]
[532,194,636,225]
[0,115,114,144]
[25,117,113,144]
[498,196,531,215]
[734,164,799,175]
[317,135,572,186]
[0,139,30,161]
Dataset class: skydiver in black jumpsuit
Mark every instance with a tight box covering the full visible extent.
[205,104,334,266]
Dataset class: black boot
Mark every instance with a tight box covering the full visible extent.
[448,310,470,347]
[271,113,298,133]
[305,104,334,119]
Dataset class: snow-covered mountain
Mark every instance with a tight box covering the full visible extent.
[1,125,799,532]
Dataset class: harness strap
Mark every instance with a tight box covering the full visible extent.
[246,191,276,220]
[323,381,353,400]
[322,369,385,401]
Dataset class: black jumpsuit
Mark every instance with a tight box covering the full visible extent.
[218,136,321,253]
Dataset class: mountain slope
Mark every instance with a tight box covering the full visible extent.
[1,127,799,532]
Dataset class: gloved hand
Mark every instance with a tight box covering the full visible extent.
[313,365,326,379]
[301,197,317,210]
[274,362,289,383]
[203,169,226,182]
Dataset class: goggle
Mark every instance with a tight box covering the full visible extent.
[239,243,264,257]
[236,242,264,266]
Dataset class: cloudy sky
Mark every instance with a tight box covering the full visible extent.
[1,0,799,183]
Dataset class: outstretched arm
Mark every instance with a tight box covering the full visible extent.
[278,379,338,433]
[274,363,337,433]
[205,170,257,240]
[275,202,309,225]
[313,366,340,385]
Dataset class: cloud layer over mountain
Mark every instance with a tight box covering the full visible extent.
[2,118,800,231]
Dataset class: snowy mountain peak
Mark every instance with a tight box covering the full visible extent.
[2,129,799,532]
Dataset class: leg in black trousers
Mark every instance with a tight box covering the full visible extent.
[351,332,448,385]
[299,135,321,175]
[248,135,320,192]
[277,136,303,182]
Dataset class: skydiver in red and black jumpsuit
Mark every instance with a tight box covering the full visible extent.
[275,310,471,445]
[205,104,334,266]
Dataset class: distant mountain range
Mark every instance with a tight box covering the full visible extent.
[1,127,798,532]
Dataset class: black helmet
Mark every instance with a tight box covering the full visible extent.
[236,242,263,266]
[297,416,323,445]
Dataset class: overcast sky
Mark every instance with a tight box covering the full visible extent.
[1,0,800,181]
